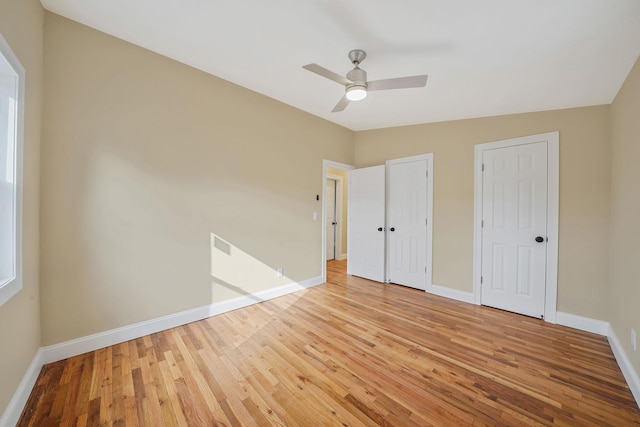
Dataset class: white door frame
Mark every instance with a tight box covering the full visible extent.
[473,132,559,323]
[385,153,434,289]
[326,174,345,261]
[322,160,355,283]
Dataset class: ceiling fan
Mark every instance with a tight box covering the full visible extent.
[303,49,428,112]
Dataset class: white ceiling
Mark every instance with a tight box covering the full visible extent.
[40,0,640,131]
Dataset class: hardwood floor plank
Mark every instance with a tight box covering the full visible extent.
[157,358,189,427]
[87,396,101,426]
[18,260,640,426]
[47,381,69,424]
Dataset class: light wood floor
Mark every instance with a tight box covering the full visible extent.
[20,260,640,426]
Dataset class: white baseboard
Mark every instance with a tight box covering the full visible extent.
[43,276,323,364]
[422,293,638,408]
[1,276,323,424]
[554,312,639,408]
[556,311,609,336]
[608,326,640,406]
[0,348,44,427]
[6,277,639,423]
[337,253,347,261]
[426,283,475,304]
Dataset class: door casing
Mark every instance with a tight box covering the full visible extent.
[473,132,559,323]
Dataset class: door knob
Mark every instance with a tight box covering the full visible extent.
[390,227,395,232]
[535,236,545,243]
[377,227,383,232]
[332,222,337,225]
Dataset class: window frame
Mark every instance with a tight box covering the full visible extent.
[0,33,25,308]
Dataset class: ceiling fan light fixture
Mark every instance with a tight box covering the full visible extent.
[303,49,428,112]
[346,85,367,101]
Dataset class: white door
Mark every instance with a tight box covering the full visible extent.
[387,158,428,290]
[347,166,386,282]
[481,141,548,318]
[325,179,337,261]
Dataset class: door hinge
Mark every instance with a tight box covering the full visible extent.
[426,218,428,226]
[481,220,484,228]
[425,266,427,273]
[480,276,483,284]
[481,163,485,172]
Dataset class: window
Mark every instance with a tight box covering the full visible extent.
[0,34,24,307]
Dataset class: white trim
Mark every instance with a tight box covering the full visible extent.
[322,160,355,282]
[386,153,434,290]
[426,155,434,291]
[552,313,640,408]
[0,33,25,308]
[0,277,324,423]
[556,311,609,336]
[608,326,640,406]
[545,133,560,323]
[42,276,323,364]
[427,283,475,304]
[0,349,43,427]
[473,132,559,323]
[337,253,347,261]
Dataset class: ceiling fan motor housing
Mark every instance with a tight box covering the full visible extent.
[347,67,367,87]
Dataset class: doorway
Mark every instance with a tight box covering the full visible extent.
[473,132,559,322]
[325,178,339,261]
[322,160,354,283]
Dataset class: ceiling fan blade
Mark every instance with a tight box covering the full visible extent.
[367,75,428,91]
[331,95,350,113]
[303,63,352,86]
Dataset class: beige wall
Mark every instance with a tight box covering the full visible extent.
[355,106,612,320]
[327,167,349,256]
[40,13,354,345]
[0,0,43,415]
[611,56,640,374]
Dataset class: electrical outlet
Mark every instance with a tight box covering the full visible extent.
[632,329,637,351]
[277,268,283,278]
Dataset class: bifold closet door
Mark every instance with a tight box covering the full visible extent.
[386,158,428,290]
[347,165,386,282]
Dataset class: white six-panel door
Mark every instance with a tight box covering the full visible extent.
[387,158,428,290]
[481,141,548,318]
[347,166,386,282]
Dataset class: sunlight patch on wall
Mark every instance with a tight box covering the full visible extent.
[210,232,290,303]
